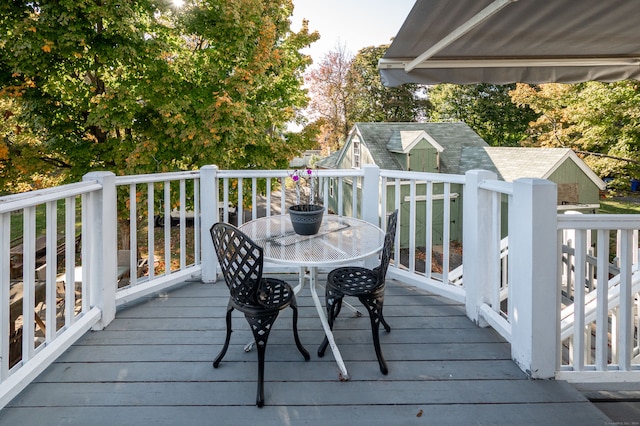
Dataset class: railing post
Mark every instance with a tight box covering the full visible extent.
[200,165,219,283]
[361,164,381,226]
[463,170,498,325]
[509,178,558,378]
[83,171,117,330]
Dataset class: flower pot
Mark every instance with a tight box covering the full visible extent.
[288,204,324,235]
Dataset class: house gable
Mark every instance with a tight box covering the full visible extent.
[387,130,444,154]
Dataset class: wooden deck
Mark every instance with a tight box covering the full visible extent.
[0,274,613,425]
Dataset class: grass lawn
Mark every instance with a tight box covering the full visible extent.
[599,193,640,214]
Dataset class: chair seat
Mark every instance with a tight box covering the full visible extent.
[327,267,381,296]
[231,278,294,313]
[256,278,294,309]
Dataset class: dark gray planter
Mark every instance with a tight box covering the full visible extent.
[288,204,324,235]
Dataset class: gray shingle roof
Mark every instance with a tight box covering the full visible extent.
[459,146,605,188]
[353,122,488,173]
[314,150,341,169]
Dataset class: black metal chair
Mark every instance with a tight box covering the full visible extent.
[210,223,310,407]
[318,210,398,375]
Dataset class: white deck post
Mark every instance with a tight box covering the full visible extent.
[509,178,558,378]
[83,171,117,329]
[361,164,381,226]
[463,170,498,325]
[200,165,219,283]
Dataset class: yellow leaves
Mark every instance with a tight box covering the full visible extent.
[214,93,233,108]
[28,27,36,33]
[73,52,83,59]
[0,143,9,161]
[41,40,54,53]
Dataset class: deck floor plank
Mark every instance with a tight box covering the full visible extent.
[0,275,612,425]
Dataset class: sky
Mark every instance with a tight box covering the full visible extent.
[290,0,416,64]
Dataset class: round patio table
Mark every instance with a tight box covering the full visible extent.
[240,214,385,380]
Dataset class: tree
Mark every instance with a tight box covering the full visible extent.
[429,84,538,146]
[510,81,640,181]
[0,0,319,191]
[347,45,429,123]
[304,44,429,154]
[304,43,354,153]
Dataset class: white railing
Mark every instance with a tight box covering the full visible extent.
[113,171,204,306]
[557,213,640,381]
[0,170,208,408]
[378,169,466,303]
[2,164,640,410]
[0,178,105,408]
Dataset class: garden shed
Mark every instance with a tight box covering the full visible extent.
[316,122,605,247]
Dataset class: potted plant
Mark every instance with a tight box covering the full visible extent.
[288,168,324,235]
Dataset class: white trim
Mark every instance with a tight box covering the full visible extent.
[543,150,606,190]
[381,57,640,71]
[404,193,459,202]
[0,308,102,410]
[390,130,445,154]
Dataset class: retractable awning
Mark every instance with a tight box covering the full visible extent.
[379,0,640,86]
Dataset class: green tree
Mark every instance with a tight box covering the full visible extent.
[510,81,640,181]
[429,84,537,146]
[347,45,429,123]
[0,0,318,190]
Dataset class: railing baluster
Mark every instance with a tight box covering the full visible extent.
[129,183,137,286]
[573,229,587,371]
[425,181,433,280]
[147,183,155,280]
[251,177,257,220]
[619,229,633,370]
[595,229,609,371]
[237,178,244,226]
[194,178,200,265]
[1,212,10,380]
[22,206,36,363]
[442,182,451,285]
[490,191,500,312]
[179,179,186,270]
[408,180,416,273]
[163,181,171,275]
[45,201,57,343]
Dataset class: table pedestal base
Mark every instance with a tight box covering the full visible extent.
[299,266,350,381]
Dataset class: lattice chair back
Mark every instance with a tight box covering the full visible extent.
[374,210,398,284]
[210,222,263,307]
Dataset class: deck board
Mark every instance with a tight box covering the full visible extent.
[0,275,612,425]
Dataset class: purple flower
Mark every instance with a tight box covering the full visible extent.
[289,168,318,206]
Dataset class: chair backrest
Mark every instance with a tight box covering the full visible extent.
[375,210,399,283]
[210,222,264,306]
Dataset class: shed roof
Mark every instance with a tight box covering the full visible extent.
[460,146,606,189]
[350,122,488,174]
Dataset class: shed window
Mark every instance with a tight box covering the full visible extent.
[353,139,360,168]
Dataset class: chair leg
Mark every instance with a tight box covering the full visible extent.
[213,305,234,368]
[380,313,391,333]
[290,300,310,361]
[360,295,389,375]
[318,293,343,357]
[246,313,278,408]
